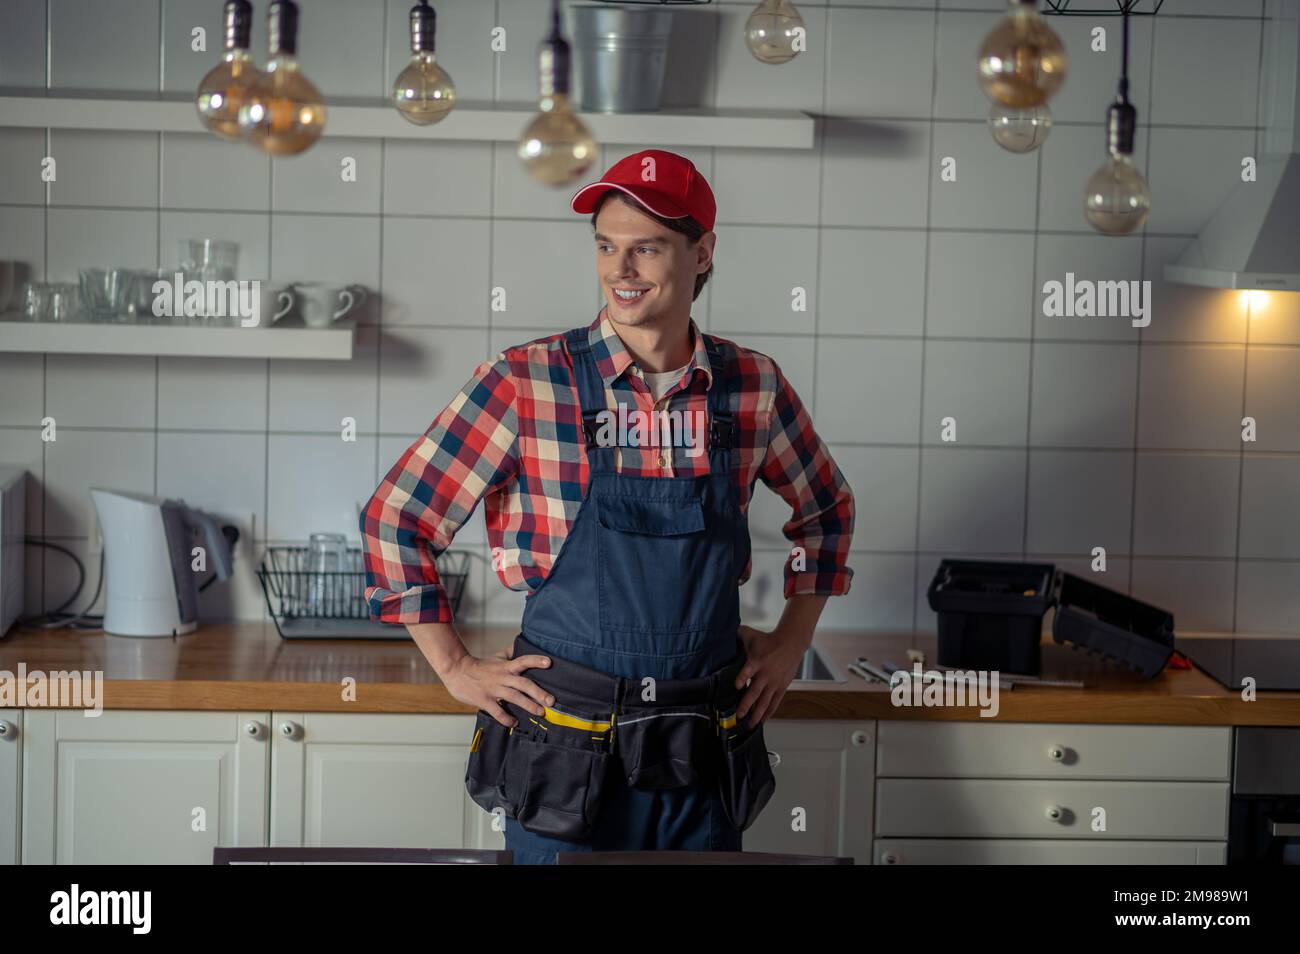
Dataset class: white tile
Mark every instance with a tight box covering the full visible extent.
[294,0,388,98]
[377,325,493,437]
[42,537,104,616]
[1142,236,1250,343]
[272,139,382,214]
[1037,123,1148,234]
[1137,344,1245,450]
[268,325,379,434]
[1243,347,1300,452]
[46,355,156,429]
[706,226,819,336]
[376,435,488,547]
[930,121,1038,231]
[826,8,936,119]
[1044,15,1154,125]
[814,337,923,444]
[657,5,719,110]
[918,447,1027,553]
[489,218,598,329]
[1132,452,1239,557]
[819,228,927,337]
[197,540,270,623]
[157,357,268,431]
[159,211,269,279]
[1146,126,1256,235]
[493,141,594,220]
[733,332,817,413]
[927,231,1034,338]
[0,0,47,87]
[1152,17,1260,126]
[820,120,930,228]
[1030,342,1138,448]
[1130,558,1236,631]
[49,0,160,92]
[0,128,48,204]
[1034,233,1145,342]
[48,131,158,208]
[270,214,380,287]
[46,208,158,281]
[384,0,497,104]
[1235,560,1300,634]
[495,0,560,103]
[816,553,917,631]
[0,206,45,284]
[1025,554,1133,595]
[381,217,490,327]
[382,140,492,217]
[44,428,155,536]
[0,355,43,425]
[266,433,379,541]
[715,146,823,227]
[1239,455,1300,559]
[1026,449,1133,555]
[161,133,271,212]
[713,5,828,113]
[157,431,266,540]
[826,445,919,552]
[0,427,45,535]
[1245,288,1300,345]
[162,0,268,94]
[921,340,1031,446]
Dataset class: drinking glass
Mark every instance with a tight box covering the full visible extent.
[306,532,348,617]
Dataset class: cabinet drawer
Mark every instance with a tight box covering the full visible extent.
[876,722,1231,780]
[875,779,1230,839]
[874,839,1226,865]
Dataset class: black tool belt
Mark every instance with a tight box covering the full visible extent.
[464,634,777,842]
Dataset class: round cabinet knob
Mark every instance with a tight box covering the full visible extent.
[1046,804,1064,822]
[1047,745,1066,762]
[851,729,872,747]
[280,721,302,740]
[881,852,900,865]
[0,720,16,741]
[244,721,265,740]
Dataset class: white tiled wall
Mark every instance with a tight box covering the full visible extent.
[2,0,1297,640]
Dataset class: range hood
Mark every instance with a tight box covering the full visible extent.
[1165,0,1300,291]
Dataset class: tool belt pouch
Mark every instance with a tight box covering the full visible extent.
[716,709,776,832]
[465,709,516,818]
[501,712,612,841]
[616,703,717,790]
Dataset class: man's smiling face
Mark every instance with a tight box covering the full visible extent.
[594,195,713,330]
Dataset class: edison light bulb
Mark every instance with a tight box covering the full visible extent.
[392,1,455,126]
[746,0,805,65]
[977,0,1067,108]
[196,0,261,140]
[1084,153,1150,235]
[519,5,596,187]
[988,102,1051,153]
[238,0,326,156]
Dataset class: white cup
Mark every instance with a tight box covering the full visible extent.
[258,284,297,325]
[0,262,14,313]
[294,283,367,327]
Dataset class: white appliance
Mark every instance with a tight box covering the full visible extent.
[0,468,24,638]
[90,488,234,637]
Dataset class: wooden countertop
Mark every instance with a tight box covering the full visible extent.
[0,621,1297,724]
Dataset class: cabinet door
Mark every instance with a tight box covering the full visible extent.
[875,839,1227,865]
[741,720,874,864]
[22,709,270,864]
[1,711,18,865]
[270,712,479,850]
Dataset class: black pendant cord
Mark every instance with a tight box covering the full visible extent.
[1117,9,1130,106]
[1106,9,1137,157]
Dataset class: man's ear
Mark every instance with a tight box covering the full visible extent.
[696,231,716,272]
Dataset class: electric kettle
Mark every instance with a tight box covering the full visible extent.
[90,488,236,637]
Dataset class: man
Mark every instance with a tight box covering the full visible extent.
[360,149,854,864]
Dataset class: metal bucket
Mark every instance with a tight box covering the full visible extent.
[568,3,675,113]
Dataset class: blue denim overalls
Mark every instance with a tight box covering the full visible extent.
[502,321,752,864]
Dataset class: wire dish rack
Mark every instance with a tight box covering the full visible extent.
[257,546,470,640]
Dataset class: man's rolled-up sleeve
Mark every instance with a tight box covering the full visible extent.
[359,354,519,624]
[757,358,855,598]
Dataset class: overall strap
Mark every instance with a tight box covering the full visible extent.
[703,334,737,479]
[564,325,617,473]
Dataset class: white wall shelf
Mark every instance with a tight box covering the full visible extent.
[0,315,355,360]
[0,90,816,150]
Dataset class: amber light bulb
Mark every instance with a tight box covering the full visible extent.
[518,1,596,187]
[238,0,326,156]
[977,0,1067,108]
[392,1,456,125]
[988,101,1052,153]
[745,0,805,65]
[196,0,261,140]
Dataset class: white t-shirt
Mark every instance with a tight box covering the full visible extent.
[641,363,691,403]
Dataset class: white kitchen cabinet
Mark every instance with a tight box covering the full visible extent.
[741,720,875,864]
[21,709,269,864]
[269,712,490,852]
[875,840,1228,865]
[1,711,19,865]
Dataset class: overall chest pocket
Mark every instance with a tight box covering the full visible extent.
[596,495,728,633]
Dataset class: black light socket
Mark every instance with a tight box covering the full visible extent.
[541,3,571,97]
[224,0,252,51]
[410,2,436,54]
[268,0,300,57]
[1106,98,1137,157]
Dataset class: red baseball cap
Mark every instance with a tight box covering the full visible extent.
[570,149,716,232]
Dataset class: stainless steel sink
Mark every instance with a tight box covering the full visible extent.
[792,642,846,683]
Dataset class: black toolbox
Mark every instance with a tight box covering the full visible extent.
[926,559,1176,679]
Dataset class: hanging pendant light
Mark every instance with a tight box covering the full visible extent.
[745,0,805,65]
[988,101,1052,153]
[978,0,1067,108]
[196,0,262,140]
[237,0,326,156]
[392,1,456,125]
[518,0,597,187]
[1083,11,1150,235]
